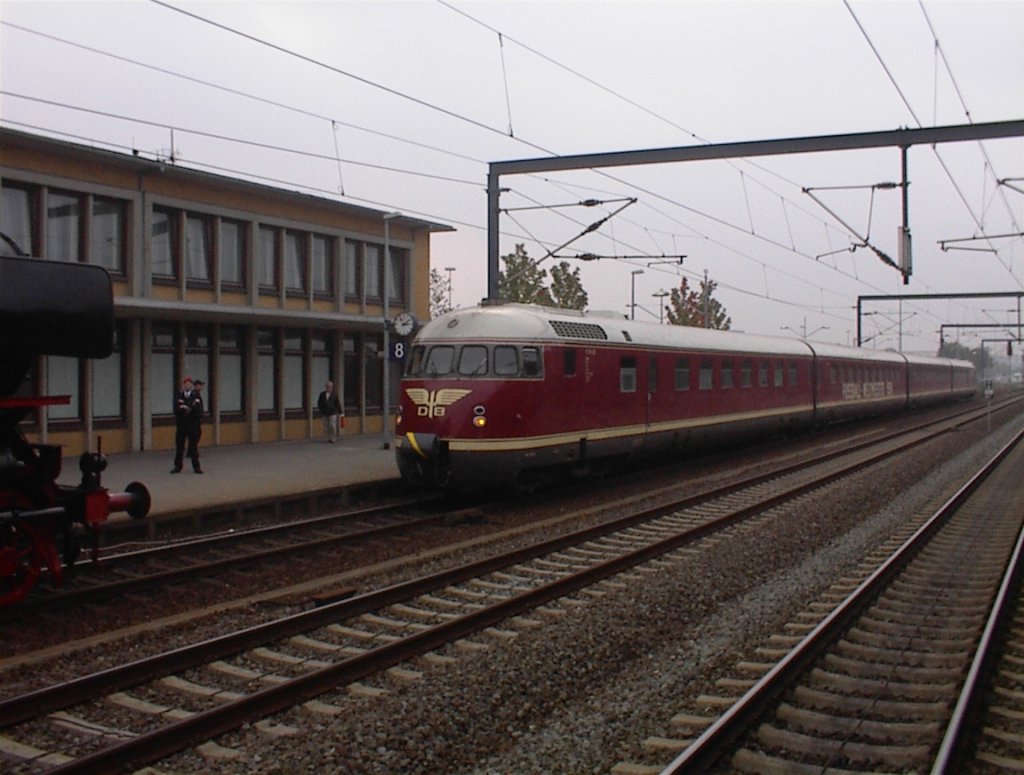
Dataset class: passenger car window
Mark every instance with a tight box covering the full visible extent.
[674,358,690,391]
[620,357,637,393]
[699,359,713,391]
[458,345,488,376]
[722,359,734,389]
[522,347,542,377]
[564,349,577,377]
[494,345,519,376]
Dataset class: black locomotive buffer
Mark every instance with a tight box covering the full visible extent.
[0,256,150,606]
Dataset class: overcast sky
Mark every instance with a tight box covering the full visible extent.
[2,0,1022,354]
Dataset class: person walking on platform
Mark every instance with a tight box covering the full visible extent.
[171,377,205,473]
[317,380,344,443]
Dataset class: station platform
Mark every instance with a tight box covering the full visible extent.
[57,434,403,539]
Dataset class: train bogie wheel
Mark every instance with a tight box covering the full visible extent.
[0,522,44,606]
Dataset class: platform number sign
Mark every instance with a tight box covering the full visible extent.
[391,340,407,362]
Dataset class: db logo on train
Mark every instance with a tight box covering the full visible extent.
[404,388,472,418]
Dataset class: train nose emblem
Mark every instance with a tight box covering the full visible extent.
[405,388,472,418]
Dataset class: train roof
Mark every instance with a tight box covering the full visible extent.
[418,303,899,362]
[419,303,804,353]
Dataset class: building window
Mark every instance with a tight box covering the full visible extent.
[46,189,81,263]
[151,324,176,417]
[258,226,279,293]
[219,219,246,288]
[343,333,359,413]
[1,183,126,273]
[1,183,34,256]
[284,231,306,294]
[184,324,211,389]
[92,323,123,419]
[344,241,360,298]
[364,333,383,411]
[387,246,408,304]
[257,328,277,414]
[219,326,244,414]
[311,234,333,296]
[90,197,125,274]
[311,331,333,396]
[152,208,177,280]
[364,243,382,300]
[47,355,80,421]
[283,328,305,411]
[185,213,212,284]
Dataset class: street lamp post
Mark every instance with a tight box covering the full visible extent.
[383,212,401,447]
[652,290,669,323]
[630,269,644,320]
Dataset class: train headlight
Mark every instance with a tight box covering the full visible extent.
[472,405,487,429]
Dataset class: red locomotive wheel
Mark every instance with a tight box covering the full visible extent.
[0,522,45,606]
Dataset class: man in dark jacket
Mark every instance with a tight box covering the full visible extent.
[317,380,343,443]
[171,377,205,473]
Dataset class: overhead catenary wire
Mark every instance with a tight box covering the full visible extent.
[2,4,1017,344]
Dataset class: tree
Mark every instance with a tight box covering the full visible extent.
[429,267,451,318]
[498,244,554,305]
[666,275,731,330]
[549,261,588,310]
[939,339,988,371]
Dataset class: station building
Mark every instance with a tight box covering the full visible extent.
[0,128,453,457]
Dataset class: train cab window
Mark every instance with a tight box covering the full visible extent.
[741,360,752,388]
[721,360,734,389]
[699,359,713,391]
[564,349,577,377]
[457,345,488,376]
[788,362,798,387]
[522,347,542,377]
[674,358,690,391]
[406,345,425,376]
[774,364,784,387]
[620,357,637,393]
[424,345,455,376]
[494,345,519,376]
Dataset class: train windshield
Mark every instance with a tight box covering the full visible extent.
[405,343,542,378]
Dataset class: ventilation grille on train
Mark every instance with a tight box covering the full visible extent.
[549,320,608,340]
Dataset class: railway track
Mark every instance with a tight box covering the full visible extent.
[0,496,451,622]
[7,397,1018,626]
[618,424,1024,774]
[0,399,1017,772]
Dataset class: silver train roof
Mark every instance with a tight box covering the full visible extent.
[415,303,970,369]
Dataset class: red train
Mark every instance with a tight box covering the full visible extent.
[394,302,976,490]
[1,256,150,605]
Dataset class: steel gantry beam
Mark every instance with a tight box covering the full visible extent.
[857,291,1024,348]
[486,119,1024,300]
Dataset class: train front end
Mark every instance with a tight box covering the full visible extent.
[394,305,546,490]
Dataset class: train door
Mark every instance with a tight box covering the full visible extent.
[646,354,658,434]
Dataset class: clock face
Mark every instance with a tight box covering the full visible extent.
[393,312,416,336]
